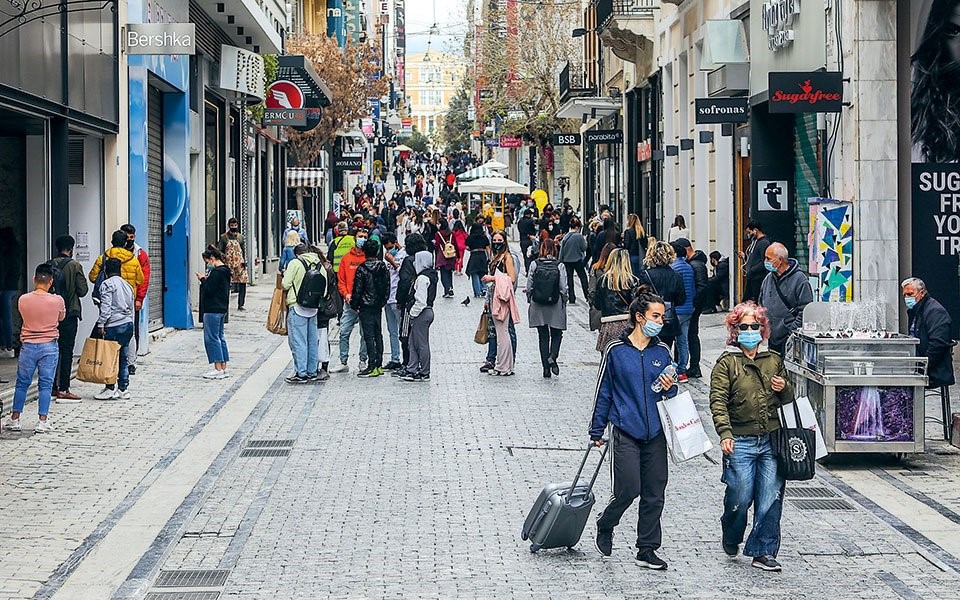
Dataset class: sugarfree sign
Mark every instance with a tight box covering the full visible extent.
[768,72,842,113]
[125,23,196,55]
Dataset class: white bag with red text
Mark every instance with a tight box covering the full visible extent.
[657,390,714,464]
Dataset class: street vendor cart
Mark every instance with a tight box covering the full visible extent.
[784,302,928,455]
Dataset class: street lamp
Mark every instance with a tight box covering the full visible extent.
[572,28,599,38]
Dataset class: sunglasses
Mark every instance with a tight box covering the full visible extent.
[737,323,761,331]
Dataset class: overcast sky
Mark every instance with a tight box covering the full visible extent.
[403,0,470,55]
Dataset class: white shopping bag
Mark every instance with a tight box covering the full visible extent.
[780,396,828,460]
[657,391,714,463]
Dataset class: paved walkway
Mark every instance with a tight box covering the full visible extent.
[2,273,960,599]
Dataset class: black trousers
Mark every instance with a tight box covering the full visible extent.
[439,266,453,295]
[596,427,668,551]
[520,239,533,274]
[236,282,247,308]
[536,326,563,369]
[54,315,79,392]
[563,262,589,303]
[358,307,384,369]
[688,308,702,376]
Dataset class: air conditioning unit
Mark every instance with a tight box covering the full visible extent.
[707,64,749,98]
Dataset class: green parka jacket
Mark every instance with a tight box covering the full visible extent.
[709,348,795,441]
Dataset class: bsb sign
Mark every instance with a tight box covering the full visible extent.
[695,97,748,124]
[551,133,581,146]
[768,72,843,113]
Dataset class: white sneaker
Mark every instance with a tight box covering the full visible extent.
[0,348,14,358]
[358,360,368,372]
[4,417,21,431]
[216,369,229,379]
[95,387,119,400]
[34,419,51,433]
[117,390,131,400]
[329,362,349,373]
[202,370,221,379]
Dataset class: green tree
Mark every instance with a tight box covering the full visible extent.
[405,127,430,153]
[443,87,472,154]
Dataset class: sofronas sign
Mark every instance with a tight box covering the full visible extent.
[768,72,842,113]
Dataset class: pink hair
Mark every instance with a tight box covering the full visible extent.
[725,301,771,346]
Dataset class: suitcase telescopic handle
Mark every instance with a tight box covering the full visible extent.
[567,442,608,500]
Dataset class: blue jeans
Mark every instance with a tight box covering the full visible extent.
[288,308,319,376]
[0,289,16,348]
[384,303,401,363]
[103,322,134,392]
[676,313,692,375]
[470,274,484,298]
[720,434,786,558]
[13,341,59,416]
[339,304,368,363]
[486,317,517,363]
[203,313,229,364]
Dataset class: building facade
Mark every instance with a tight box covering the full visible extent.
[406,52,467,139]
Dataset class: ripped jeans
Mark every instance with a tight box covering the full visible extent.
[720,433,785,558]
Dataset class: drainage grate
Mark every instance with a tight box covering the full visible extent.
[145,593,220,600]
[154,570,230,588]
[784,486,839,498]
[788,498,855,511]
[245,439,295,449]
[239,447,291,458]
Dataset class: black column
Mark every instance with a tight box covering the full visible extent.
[50,117,70,243]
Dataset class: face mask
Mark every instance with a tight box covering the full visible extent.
[904,296,917,309]
[764,261,777,272]
[738,330,762,349]
[230,227,239,233]
[389,247,398,256]
[125,240,135,250]
[492,242,505,253]
[640,317,663,338]
[356,238,366,248]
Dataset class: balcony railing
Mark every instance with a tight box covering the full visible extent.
[595,0,657,29]
[559,61,597,104]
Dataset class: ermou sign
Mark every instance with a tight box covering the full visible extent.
[768,71,843,113]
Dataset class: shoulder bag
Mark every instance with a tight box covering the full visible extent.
[771,400,816,481]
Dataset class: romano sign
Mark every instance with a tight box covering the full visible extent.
[768,71,842,113]
[125,23,196,55]
[695,98,748,124]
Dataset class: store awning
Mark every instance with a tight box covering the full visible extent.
[556,96,621,120]
[286,167,325,188]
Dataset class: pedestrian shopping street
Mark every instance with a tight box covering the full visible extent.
[1,282,960,599]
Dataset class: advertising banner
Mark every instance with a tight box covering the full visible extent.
[910,0,960,336]
[327,0,346,47]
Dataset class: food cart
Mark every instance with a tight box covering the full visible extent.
[783,302,928,455]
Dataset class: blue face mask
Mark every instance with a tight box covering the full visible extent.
[764,261,777,272]
[356,238,366,248]
[389,247,398,256]
[640,318,663,338]
[738,330,762,349]
[904,296,917,310]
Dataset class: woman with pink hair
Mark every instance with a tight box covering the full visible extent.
[708,301,794,572]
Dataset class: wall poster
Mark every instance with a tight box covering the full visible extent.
[835,386,914,442]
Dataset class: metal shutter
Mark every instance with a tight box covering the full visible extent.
[147,86,165,329]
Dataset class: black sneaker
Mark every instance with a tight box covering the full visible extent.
[722,542,739,557]
[479,361,494,373]
[595,529,613,557]
[304,373,319,382]
[127,365,137,376]
[751,556,782,572]
[284,374,311,384]
[383,361,402,370]
[392,367,408,378]
[636,549,668,570]
[420,374,430,381]
[401,373,420,382]
[357,367,374,378]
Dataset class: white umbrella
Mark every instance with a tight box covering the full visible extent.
[482,160,508,170]
[456,166,506,181]
[458,176,529,194]
[394,144,413,152]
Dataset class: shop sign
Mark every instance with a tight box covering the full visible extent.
[695,97,749,124]
[637,140,652,162]
[768,72,842,113]
[125,23,196,55]
[219,45,265,102]
[479,89,494,100]
[762,0,800,52]
[757,180,789,212]
[334,156,364,170]
[484,139,500,147]
[551,133,581,146]
[584,129,623,145]
[264,109,307,126]
[499,136,522,148]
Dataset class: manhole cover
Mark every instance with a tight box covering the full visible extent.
[788,498,855,511]
[245,439,295,448]
[240,448,291,458]
[784,486,839,498]
[154,570,230,588]
[145,593,220,600]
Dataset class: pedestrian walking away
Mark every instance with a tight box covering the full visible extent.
[641,241,686,350]
[525,238,567,378]
[593,248,638,353]
[218,218,249,311]
[434,218,457,298]
[279,230,302,272]
[351,239,390,377]
[667,215,690,243]
[623,214,649,278]
[93,258,136,401]
[48,235,89,402]
[558,217,590,305]
[465,223,491,299]
[669,241,697,382]
[401,251,438,382]
[590,285,677,569]
[3,263,65,433]
[197,247,231,380]
[709,302,794,572]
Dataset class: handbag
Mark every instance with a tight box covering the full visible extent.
[772,400,817,480]
[474,312,490,344]
[267,283,288,336]
[76,338,121,385]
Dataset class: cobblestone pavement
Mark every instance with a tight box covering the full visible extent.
[3,276,960,599]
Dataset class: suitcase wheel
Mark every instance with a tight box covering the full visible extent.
[529,544,538,553]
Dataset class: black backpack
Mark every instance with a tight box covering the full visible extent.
[46,256,71,298]
[295,258,327,309]
[318,263,343,320]
[530,259,561,305]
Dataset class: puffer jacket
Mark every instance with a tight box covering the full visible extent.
[709,348,795,441]
[670,258,696,315]
[350,260,390,311]
[89,247,144,293]
[687,250,709,308]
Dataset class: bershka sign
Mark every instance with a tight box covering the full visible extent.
[125,23,196,55]
[768,72,842,113]
[584,129,623,145]
[695,97,748,124]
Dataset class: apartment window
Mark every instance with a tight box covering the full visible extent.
[421,90,443,105]
[422,67,441,83]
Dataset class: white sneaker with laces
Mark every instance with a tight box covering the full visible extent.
[34,419,51,433]
[117,390,131,400]
[4,417,22,431]
[202,370,221,379]
[95,387,119,400]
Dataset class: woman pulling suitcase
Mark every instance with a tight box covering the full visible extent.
[589,285,677,569]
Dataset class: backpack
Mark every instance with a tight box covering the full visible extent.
[530,259,561,305]
[440,234,456,259]
[295,258,327,309]
[91,253,109,305]
[318,263,343,321]
[46,256,71,298]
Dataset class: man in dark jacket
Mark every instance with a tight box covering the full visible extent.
[738,220,771,303]
[516,212,538,274]
[394,234,427,377]
[903,277,955,389]
[351,239,390,378]
[705,251,729,312]
[50,235,89,401]
[676,238,708,378]
[758,243,813,355]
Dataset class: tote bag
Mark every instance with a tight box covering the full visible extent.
[76,338,121,385]
[656,390,714,463]
[772,400,817,480]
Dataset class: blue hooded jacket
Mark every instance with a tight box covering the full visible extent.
[671,258,696,315]
[590,334,678,441]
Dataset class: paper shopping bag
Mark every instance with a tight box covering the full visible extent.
[779,396,828,460]
[657,391,714,463]
[266,287,288,336]
[76,338,121,385]
[474,312,489,345]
